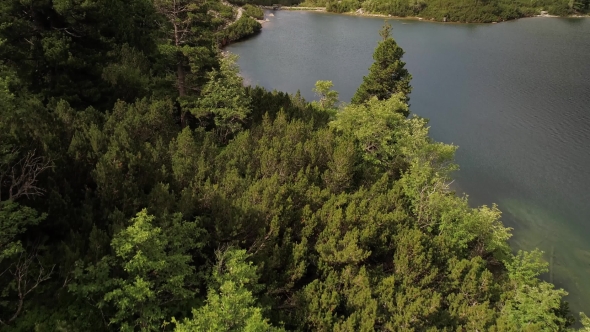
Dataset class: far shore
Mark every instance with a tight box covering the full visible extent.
[263,5,589,24]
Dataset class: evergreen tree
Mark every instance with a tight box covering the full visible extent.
[0,0,158,110]
[351,23,412,106]
[186,54,252,143]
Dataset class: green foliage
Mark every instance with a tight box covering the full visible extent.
[70,210,204,331]
[330,94,409,167]
[326,0,363,13]
[0,0,585,330]
[185,54,252,142]
[172,248,282,331]
[498,250,573,330]
[229,0,302,6]
[321,0,587,22]
[0,202,48,326]
[243,4,266,19]
[312,80,340,113]
[0,202,45,264]
[581,312,590,331]
[0,0,159,109]
[351,23,412,105]
[218,17,262,46]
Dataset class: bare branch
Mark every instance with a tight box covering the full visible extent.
[1,245,54,324]
[52,27,82,38]
[2,150,53,202]
[247,227,274,255]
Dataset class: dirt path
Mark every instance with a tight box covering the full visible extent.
[235,6,243,20]
[222,0,244,24]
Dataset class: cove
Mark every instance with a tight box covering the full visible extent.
[227,11,590,313]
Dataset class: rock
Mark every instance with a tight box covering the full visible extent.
[269,13,275,16]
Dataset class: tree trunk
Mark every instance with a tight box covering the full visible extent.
[177,58,186,97]
[177,55,188,128]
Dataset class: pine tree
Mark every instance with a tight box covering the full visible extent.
[351,23,412,106]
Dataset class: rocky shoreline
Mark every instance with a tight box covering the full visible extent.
[271,5,589,23]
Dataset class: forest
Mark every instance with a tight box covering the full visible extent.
[0,0,589,330]
[300,0,590,22]
[237,0,590,22]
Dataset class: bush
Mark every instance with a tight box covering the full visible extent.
[218,16,262,46]
[243,4,265,19]
[326,0,362,12]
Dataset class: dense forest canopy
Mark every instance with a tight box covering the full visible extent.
[1,0,589,330]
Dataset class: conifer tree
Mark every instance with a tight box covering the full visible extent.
[351,23,412,106]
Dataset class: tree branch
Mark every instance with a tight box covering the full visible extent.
[3,150,52,202]
[2,246,55,324]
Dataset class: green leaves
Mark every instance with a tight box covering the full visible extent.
[243,4,265,19]
[351,23,412,106]
[186,54,252,143]
[218,16,262,46]
[330,94,408,167]
[172,248,282,332]
[312,80,340,113]
[71,210,204,331]
[498,250,572,331]
[0,0,582,328]
[0,202,45,264]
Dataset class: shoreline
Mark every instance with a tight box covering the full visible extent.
[220,5,589,47]
[272,6,589,24]
[220,5,588,47]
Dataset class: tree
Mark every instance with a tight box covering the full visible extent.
[330,94,409,166]
[70,210,204,331]
[0,0,158,110]
[172,248,283,332]
[1,0,587,328]
[186,54,251,143]
[154,0,217,126]
[154,0,209,96]
[312,80,340,112]
[497,250,573,331]
[351,23,412,106]
[0,201,50,326]
[0,130,53,326]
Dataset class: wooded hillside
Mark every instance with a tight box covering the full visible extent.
[0,0,588,330]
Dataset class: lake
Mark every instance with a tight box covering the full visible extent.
[227,12,590,313]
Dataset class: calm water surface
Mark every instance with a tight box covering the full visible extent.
[227,12,590,312]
